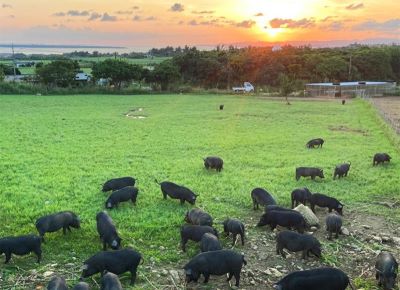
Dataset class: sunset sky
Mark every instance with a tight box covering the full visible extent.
[1,0,399,48]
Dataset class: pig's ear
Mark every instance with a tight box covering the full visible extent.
[81,264,88,270]
[338,204,344,208]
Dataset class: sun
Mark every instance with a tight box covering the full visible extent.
[265,27,282,38]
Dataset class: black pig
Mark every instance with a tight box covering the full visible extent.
[333,163,351,179]
[296,167,324,181]
[47,276,68,290]
[291,188,312,208]
[373,153,391,166]
[185,208,213,226]
[155,180,198,205]
[96,211,122,250]
[102,177,135,192]
[251,187,276,210]
[180,225,218,252]
[200,233,222,252]
[0,235,42,263]
[375,251,398,290]
[310,193,344,215]
[72,282,90,290]
[223,218,245,246]
[100,272,122,290]
[306,138,324,149]
[81,248,143,285]
[203,156,224,172]
[257,211,306,233]
[276,231,321,259]
[184,250,247,287]
[105,186,138,209]
[273,267,354,290]
[265,205,297,214]
[325,213,342,240]
[35,211,80,241]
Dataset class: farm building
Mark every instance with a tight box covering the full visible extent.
[305,81,396,98]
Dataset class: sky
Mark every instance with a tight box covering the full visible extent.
[0,0,399,48]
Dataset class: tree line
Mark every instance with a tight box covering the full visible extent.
[1,44,399,92]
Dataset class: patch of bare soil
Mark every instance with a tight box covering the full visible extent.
[152,208,400,290]
[328,125,369,136]
[125,108,147,119]
[370,97,400,135]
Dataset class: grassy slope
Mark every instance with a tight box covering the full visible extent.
[0,95,398,288]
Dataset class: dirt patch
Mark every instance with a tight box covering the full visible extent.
[125,107,147,119]
[370,97,400,135]
[150,208,400,289]
[329,125,369,136]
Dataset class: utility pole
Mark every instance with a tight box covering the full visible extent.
[12,43,17,81]
[348,53,352,81]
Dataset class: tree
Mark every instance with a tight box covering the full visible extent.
[92,59,142,88]
[36,59,79,87]
[152,60,180,91]
[0,64,21,75]
[279,74,297,105]
[0,67,4,82]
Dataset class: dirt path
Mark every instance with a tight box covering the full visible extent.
[370,97,400,135]
[153,207,400,290]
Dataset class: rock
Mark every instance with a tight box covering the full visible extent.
[250,279,256,285]
[161,269,168,276]
[382,236,391,243]
[372,236,382,243]
[159,246,165,251]
[362,225,371,230]
[268,268,283,277]
[393,237,400,246]
[247,270,255,277]
[341,227,350,236]
[252,245,258,250]
[169,270,180,282]
[293,204,319,226]
[43,271,54,277]
[310,226,318,231]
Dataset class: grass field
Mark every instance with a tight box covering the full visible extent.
[0,95,399,289]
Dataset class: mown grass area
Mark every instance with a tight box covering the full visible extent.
[0,95,399,289]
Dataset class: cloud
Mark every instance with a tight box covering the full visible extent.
[101,13,117,22]
[132,6,140,10]
[133,15,156,21]
[269,18,315,29]
[192,10,214,14]
[254,12,264,17]
[326,21,344,31]
[2,3,12,8]
[345,3,364,10]
[116,10,132,15]
[234,20,256,28]
[188,20,198,26]
[170,3,184,12]
[353,18,400,32]
[67,10,90,17]
[53,12,66,17]
[88,12,102,21]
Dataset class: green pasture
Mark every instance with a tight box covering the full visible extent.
[0,95,398,289]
